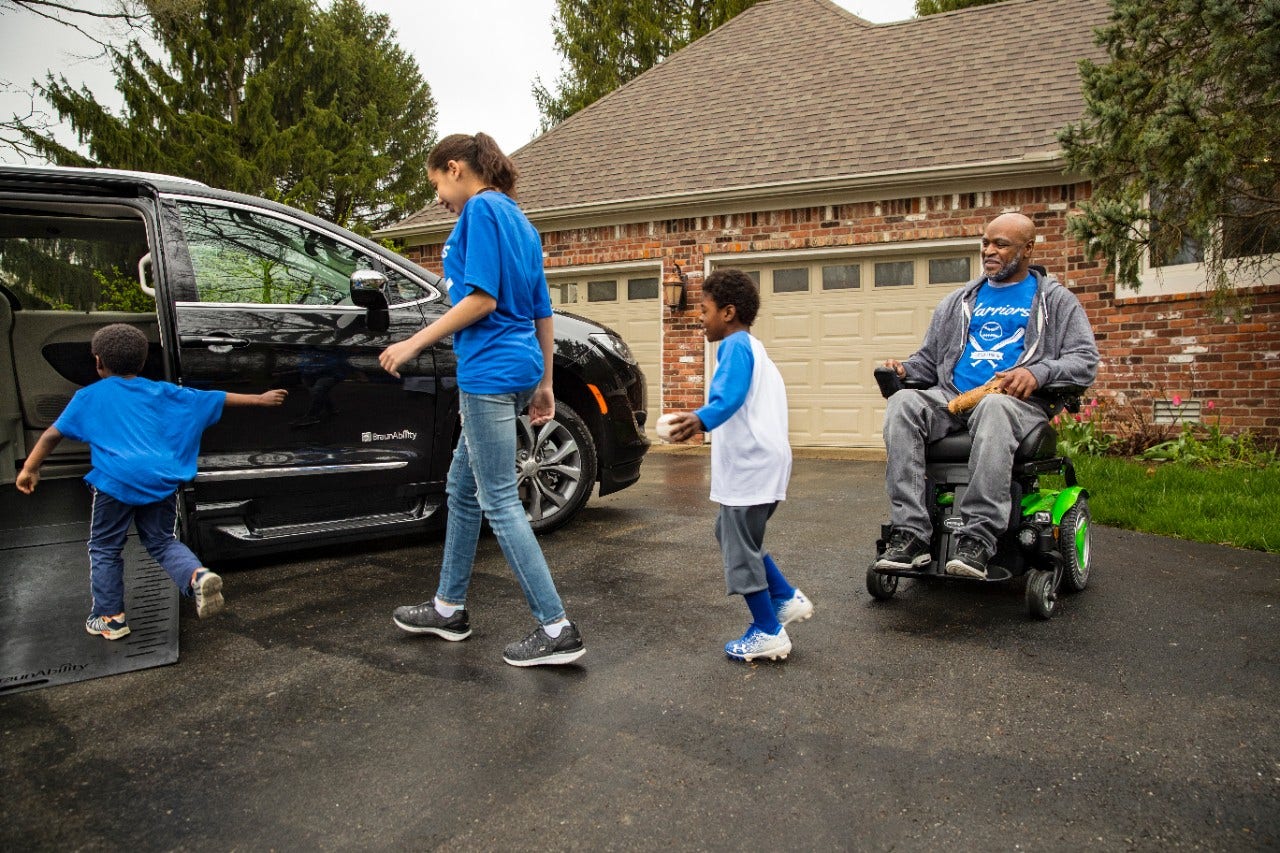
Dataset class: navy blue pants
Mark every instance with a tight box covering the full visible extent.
[88,488,202,617]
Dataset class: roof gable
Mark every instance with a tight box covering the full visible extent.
[390,0,1110,234]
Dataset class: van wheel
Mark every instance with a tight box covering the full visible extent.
[518,401,597,534]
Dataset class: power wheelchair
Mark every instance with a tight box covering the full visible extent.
[867,366,1092,619]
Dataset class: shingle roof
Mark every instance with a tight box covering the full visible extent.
[387,0,1111,235]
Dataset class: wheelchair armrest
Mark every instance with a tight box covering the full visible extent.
[873,367,932,399]
[1033,383,1089,414]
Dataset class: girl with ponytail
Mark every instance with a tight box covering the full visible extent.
[380,133,585,667]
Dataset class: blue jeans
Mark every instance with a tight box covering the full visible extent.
[883,388,1047,552]
[436,389,567,625]
[88,488,203,617]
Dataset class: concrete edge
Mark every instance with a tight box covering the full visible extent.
[646,443,886,462]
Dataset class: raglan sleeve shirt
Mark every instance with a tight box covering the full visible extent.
[695,332,754,431]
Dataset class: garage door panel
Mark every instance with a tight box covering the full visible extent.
[870,308,920,337]
[820,311,863,338]
[771,312,817,343]
[774,356,815,389]
[819,359,863,388]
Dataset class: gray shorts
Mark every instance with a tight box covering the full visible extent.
[714,503,778,596]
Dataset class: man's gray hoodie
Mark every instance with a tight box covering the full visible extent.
[900,268,1099,401]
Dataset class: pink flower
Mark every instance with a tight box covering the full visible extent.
[1089,398,1098,407]
[1172,394,1183,407]
[1205,400,1215,410]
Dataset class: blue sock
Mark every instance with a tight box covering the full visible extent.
[744,589,782,634]
[764,554,795,606]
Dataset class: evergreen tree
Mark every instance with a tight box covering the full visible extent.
[1059,0,1280,300]
[914,0,997,14]
[534,0,760,130]
[20,0,436,234]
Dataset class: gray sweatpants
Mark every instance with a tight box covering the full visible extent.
[714,503,777,596]
[883,389,1047,552]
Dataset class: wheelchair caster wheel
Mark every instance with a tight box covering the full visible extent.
[866,564,899,600]
[1026,568,1058,619]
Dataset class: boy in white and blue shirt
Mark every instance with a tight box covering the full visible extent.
[665,269,813,662]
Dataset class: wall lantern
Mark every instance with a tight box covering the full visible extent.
[664,260,689,310]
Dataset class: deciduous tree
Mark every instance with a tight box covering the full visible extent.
[534,0,760,130]
[1059,0,1280,301]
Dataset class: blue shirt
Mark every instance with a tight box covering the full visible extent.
[953,274,1037,393]
[442,191,552,394]
[54,376,226,505]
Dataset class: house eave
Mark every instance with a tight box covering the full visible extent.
[377,152,1075,243]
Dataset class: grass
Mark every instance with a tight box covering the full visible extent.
[1043,455,1280,553]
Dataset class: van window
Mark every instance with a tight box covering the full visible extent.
[0,211,153,312]
[176,201,426,306]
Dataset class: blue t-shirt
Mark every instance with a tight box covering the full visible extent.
[953,274,1037,393]
[442,191,552,394]
[53,376,226,505]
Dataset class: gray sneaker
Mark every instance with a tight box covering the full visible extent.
[502,622,585,667]
[191,569,224,618]
[393,601,472,640]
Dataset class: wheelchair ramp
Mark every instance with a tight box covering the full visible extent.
[0,480,180,697]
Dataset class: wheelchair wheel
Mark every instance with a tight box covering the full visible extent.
[1058,498,1091,593]
[866,565,899,600]
[1025,568,1058,619]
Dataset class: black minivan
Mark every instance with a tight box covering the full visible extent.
[0,165,648,561]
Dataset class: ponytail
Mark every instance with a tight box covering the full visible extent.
[428,132,518,196]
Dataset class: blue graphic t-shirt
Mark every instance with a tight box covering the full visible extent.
[442,190,552,394]
[952,274,1037,393]
[53,375,226,505]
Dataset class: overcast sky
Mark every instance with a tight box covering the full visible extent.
[0,0,917,164]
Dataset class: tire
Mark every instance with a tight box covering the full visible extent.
[518,401,597,535]
[1058,498,1091,593]
[866,564,899,600]
[1025,568,1058,619]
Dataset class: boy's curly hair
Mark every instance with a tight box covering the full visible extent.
[91,324,149,375]
[702,268,760,326]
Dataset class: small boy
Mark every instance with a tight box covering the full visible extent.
[15,324,286,640]
[665,269,813,662]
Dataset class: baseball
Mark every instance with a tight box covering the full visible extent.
[655,413,680,443]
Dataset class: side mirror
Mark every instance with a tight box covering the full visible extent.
[350,269,390,333]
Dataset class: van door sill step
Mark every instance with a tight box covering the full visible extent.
[213,506,440,542]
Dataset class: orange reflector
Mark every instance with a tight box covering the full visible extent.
[586,383,608,414]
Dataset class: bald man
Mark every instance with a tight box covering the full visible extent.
[876,213,1099,579]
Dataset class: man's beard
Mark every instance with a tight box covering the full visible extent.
[988,252,1024,282]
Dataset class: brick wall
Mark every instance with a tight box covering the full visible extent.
[402,182,1280,443]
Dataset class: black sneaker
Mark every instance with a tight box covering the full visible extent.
[875,529,932,570]
[393,601,472,641]
[502,622,585,667]
[945,537,990,579]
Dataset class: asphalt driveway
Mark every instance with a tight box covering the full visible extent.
[3,451,1278,851]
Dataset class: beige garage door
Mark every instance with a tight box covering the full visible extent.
[715,249,978,448]
[548,271,662,435]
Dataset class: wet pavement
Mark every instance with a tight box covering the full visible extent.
[3,451,1279,851]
